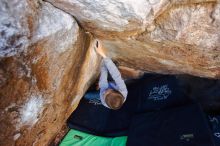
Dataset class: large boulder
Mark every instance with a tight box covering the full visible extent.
[1,0,220,145]
[0,0,100,145]
[47,0,220,78]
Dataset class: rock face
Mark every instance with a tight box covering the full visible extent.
[1,0,220,146]
[0,0,100,145]
[48,0,220,78]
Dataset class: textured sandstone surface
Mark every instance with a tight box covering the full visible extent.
[102,2,220,78]
[0,0,100,145]
[1,0,220,146]
[48,0,220,78]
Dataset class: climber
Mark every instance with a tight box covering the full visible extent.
[95,40,128,110]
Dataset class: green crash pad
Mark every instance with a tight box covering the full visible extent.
[60,129,127,146]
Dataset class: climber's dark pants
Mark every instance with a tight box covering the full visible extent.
[84,91,100,100]
[67,80,139,137]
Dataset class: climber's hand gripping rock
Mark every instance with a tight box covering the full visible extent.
[94,40,107,58]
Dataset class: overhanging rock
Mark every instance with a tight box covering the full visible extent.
[48,0,220,78]
[0,1,101,145]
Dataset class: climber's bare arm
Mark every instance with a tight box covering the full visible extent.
[95,40,107,58]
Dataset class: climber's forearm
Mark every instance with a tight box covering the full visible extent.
[103,58,128,98]
[98,62,109,90]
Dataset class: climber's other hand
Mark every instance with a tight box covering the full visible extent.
[95,40,107,58]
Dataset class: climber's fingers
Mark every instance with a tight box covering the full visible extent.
[94,40,107,58]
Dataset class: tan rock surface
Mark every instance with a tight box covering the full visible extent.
[0,1,100,145]
[1,0,220,146]
[48,0,220,78]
